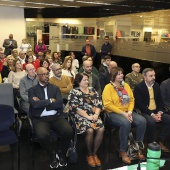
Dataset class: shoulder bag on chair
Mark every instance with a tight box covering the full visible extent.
[66,115,78,163]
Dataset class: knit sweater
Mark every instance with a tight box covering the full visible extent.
[8,70,26,88]
[49,75,73,98]
[102,83,134,114]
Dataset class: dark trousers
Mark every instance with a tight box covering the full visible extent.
[32,115,73,156]
[142,113,170,142]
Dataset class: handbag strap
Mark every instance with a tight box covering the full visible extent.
[69,114,77,147]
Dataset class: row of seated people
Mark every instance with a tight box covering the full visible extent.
[14,63,170,168]
[1,48,170,168]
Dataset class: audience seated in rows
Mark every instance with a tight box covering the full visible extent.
[102,67,146,164]
[82,60,101,95]
[125,63,143,92]
[0,50,6,72]
[17,51,26,65]
[49,63,73,101]
[8,59,26,111]
[98,55,111,74]
[28,67,73,169]
[1,55,15,82]
[79,56,99,76]
[69,51,79,75]
[52,51,62,65]
[19,64,38,114]
[68,73,104,168]
[134,68,170,152]
[22,55,36,70]
[62,56,75,84]
[34,52,44,70]
[99,61,117,92]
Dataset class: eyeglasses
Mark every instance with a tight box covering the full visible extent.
[37,72,50,76]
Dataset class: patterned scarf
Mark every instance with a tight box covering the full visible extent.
[110,81,130,105]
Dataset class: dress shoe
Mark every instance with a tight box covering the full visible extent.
[86,155,95,167]
[93,155,101,166]
[119,152,131,164]
[50,153,59,168]
[58,153,67,167]
[159,141,169,153]
[138,150,145,160]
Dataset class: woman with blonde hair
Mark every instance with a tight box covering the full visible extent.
[1,55,15,82]
[11,49,18,59]
[8,59,26,111]
[20,38,32,53]
[62,56,75,83]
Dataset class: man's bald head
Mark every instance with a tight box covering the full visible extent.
[37,67,47,75]
[108,61,117,72]
[83,60,92,74]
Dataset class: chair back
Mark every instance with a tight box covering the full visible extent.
[0,83,14,107]
[0,83,18,113]
[0,104,17,145]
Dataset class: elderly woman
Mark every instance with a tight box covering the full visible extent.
[1,55,15,82]
[62,56,75,83]
[68,73,104,167]
[102,67,146,164]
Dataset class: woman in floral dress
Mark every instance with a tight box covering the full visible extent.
[68,73,104,168]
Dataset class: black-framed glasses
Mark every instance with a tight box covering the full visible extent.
[37,72,50,76]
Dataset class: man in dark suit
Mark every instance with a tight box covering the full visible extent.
[83,60,101,95]
[134,68,170,152]
[28,67,73,168]
[3,34,18,56]
[81,39,96,61]
[99,61,117,92]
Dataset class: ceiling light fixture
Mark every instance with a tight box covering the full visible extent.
[76,1,111,5]
[26,2,60,6]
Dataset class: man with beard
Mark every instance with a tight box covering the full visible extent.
[134,68,170,152]
[28,67,73,168]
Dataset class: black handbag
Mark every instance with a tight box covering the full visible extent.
[66,115,78,163]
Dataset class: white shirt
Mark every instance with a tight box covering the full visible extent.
[40,85,57,117]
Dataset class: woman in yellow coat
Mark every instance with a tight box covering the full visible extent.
[102,67,146,164]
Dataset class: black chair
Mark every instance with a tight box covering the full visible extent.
[0,104,22,170]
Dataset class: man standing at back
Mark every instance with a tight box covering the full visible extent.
[28,67,73,168]
[100,36,112,63]
[134,68,170,152]
[81,39,96,61]
[3,34,18,56]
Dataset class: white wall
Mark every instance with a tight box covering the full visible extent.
[0,7,26,51]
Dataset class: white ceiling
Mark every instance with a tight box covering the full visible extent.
[0,0,125,8]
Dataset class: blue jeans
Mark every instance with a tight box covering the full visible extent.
[109,112,146,152]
